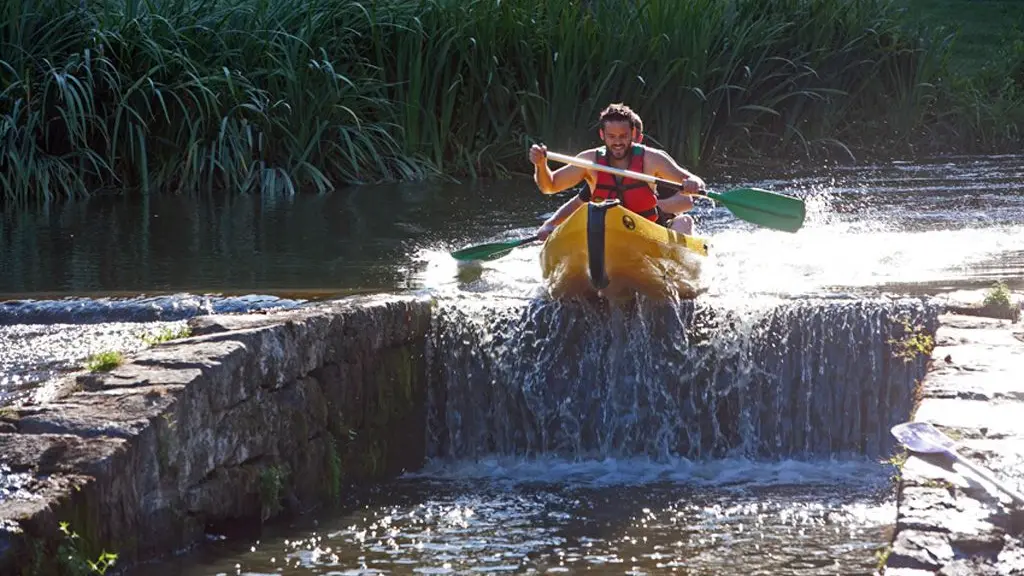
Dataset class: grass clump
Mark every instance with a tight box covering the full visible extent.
[142,325,192,346]
[875,544,892,571]
[983,280,1013,312]
[85,351,123,372]
[975,279,1019,321]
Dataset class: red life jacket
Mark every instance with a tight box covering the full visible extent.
[592,145,660,221]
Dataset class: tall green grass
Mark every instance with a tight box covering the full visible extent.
[2,0,1021,205]
[1,0,432,206]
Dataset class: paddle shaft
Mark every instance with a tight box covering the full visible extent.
[450,234,540,261]
[544,148,807,234]
[947,449,1024,505]
[545,151,703,196]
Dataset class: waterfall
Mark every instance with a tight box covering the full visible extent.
[425,296,938,462]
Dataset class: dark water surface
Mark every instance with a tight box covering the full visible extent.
[0,180,542,298]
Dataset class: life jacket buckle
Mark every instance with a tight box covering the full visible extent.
[589,198,622,211]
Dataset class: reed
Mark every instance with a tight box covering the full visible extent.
[1,0,1020,204]
[1,0,433,206]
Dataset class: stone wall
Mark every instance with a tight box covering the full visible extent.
[0,294,432,575]
[883,313,1024,575]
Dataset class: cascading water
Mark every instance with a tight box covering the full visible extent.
[426,295,937,464]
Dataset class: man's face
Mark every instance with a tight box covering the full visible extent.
[601,120,633,160]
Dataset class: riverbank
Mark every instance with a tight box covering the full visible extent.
[3,0,1021,206]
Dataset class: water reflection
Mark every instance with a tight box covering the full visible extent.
[0,181,545,297]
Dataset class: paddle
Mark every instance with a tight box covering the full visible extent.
[890,421,1024,506]
[546,151,806,233]
[450,235,540,262]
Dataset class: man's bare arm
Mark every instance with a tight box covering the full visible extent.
[648,148,704,188]
[541,196,585,229]
[533,148,596,195]
[648,149,705,213]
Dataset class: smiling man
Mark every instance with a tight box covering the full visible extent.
[529,103,707,240]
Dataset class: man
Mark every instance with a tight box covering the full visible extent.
[529,103,706,240]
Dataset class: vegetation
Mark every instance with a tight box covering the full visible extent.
[2,0,1021,205]
[259,465,287,521]
[56,522,118,576]
[904,0,1024,74]
[85,351,124,372]
[901,0,1024,152]
[888,317,935,362]
[874,544,892,571]
[142,325,192,346]
[21,522,118,576]
[983,280,1013,310]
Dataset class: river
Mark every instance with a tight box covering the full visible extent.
[1,154,1022,575]
[3,155,1022,301]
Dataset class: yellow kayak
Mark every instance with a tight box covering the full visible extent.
[539,200,709,301]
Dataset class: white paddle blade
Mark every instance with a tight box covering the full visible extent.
[892,422,1024,506]
[890,421,957,454]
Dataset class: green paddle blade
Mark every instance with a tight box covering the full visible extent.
[451,235,539,261]
[706,187,806,233]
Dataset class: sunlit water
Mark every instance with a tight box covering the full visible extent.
[4,154,1022,575]
[139,459,895,576]
[411,155,1024,305]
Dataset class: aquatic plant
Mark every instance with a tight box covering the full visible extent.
[1,0,1021,204]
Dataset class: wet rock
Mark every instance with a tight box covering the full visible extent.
[0,320,189,406]
[937,558,1001,576]
[888,529,955,570]
[0,434,126,476]
[14,386,182,439]
[885,313,1024,575]
[188,313,289,336]
[997,540,1024,574]
[0,293,307,325]
[944,303,1019,323]
[935,289,1021,323]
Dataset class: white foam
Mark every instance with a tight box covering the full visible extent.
[404,455,892,491]
[408,215,1024,306]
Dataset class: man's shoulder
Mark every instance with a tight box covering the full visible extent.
[638,145,672,167]
[636,143,668,156]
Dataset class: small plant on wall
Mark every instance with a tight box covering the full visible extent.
[888,317,935,363]
[982,280,1018,321]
